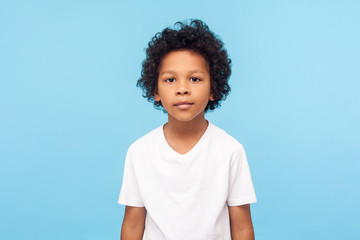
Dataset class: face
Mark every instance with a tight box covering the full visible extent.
[154,50,214,122]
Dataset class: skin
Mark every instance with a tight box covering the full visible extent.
[121,206,146,240]
[154,50,214,155]
[229,204,255,240]
[121,50,255,239]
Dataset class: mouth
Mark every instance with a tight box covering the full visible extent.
[174,101,194,106]
[174,101,194,110]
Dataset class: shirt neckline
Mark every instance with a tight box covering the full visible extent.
[158,120,213,160]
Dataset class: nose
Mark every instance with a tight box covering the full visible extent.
[177,88,190,95]
[176,80,190,96]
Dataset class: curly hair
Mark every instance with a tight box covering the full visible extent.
[136,19,232,113]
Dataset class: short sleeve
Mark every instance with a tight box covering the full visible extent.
[118,146,145,207]
[227,143,257,206]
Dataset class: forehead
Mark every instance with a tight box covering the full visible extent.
[158,50,209,73]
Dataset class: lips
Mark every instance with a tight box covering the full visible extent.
[174,101,194,110]
[174,101,194,106]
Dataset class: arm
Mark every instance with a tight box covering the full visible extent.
[121,206,146,240]
[228,204,255,240]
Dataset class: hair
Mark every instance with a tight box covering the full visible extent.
[136,19,232,113]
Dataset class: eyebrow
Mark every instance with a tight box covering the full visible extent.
[160,70,205,76]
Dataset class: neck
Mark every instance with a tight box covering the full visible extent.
[164,112,208,138]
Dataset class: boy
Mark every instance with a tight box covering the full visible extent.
[118,19,257,240]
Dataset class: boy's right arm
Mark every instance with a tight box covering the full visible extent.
[121,206,146,240]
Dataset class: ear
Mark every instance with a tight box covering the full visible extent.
[154,89,161,101]
[209,92,215,101]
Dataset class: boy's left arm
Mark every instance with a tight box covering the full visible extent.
[228,204,255,240]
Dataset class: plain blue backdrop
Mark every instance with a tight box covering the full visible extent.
[1,0,359,239]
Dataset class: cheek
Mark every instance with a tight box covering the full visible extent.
[201,84,212,97]
[159,92,171,105]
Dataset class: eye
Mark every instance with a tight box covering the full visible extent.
[165,78,175,83]
[190,77,201,82]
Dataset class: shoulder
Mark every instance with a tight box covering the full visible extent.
[127,125,162,153]
[209,122,243,151]
[209,123,248,167]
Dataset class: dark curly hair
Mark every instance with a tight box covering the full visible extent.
[136,19,232,113]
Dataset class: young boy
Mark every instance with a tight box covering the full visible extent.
[118,19,257,240]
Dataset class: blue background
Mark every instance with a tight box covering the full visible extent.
[1,0,359,239]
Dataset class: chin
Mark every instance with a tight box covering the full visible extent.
[169,112,205,122]
[170,115,194,122]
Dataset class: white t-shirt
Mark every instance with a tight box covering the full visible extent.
[118,121,257,240]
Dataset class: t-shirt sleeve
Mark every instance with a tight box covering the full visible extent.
[227,143,257,206]
[118,146,145,207]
